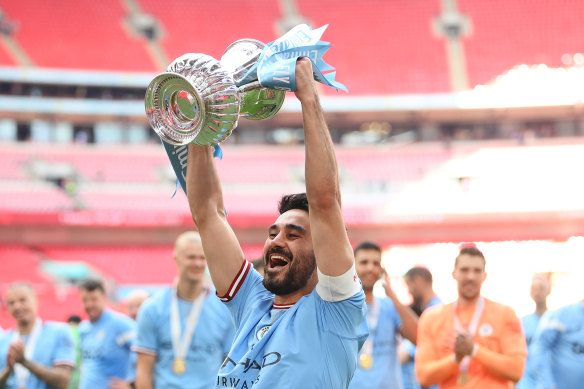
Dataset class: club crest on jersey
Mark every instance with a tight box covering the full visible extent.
[256,325,271,340]
[479,323,493,336]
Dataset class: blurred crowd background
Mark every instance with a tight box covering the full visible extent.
[0,0,583,330]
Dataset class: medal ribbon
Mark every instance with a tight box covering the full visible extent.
[453,297,485,374]
[360,298,380,356]
[170,284,207,365]
[12,318,42,388]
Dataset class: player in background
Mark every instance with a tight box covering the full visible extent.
[134,232,233,389]
[0,283,75,389]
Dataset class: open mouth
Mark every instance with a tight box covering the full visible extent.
[268,254,290,269]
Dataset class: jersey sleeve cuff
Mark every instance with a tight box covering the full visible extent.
[131,346,157,356]
[217,260,252,302]
[316,263,362,302]
[53,359,75,367]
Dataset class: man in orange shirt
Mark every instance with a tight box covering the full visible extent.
[415,246,526,389]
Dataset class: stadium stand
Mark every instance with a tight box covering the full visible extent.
[0,182,74,212]
[138,0,281,62]
[460,0,584,87]
[0,0,156,72]
[37,245,177,284]
[0,44,16,67]
[2,0,584,95]
[0,246,47,284]
[2,0,584,331]
[296,0,450,94]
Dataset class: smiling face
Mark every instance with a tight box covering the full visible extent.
[354,248,382,292]
[262,209,317,296]
[5,286,37,328]
[80,288,107,322]
[174,235,207,284]
[453,254,487,301]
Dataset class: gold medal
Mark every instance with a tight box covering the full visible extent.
[457,371,469,385]
[173,358,186,374]
[359,353,373,370]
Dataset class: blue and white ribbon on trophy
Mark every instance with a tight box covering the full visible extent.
[239,24,347,92]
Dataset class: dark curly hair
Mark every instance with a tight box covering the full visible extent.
[278,193,309,214]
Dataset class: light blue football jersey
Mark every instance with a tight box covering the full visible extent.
[134,286,234,389]
[349,297,403,389]
[79,309,135,389]
[216,261,368,389]
[0,321,75,389]
[531,302,584,389]
[515,312,543,389]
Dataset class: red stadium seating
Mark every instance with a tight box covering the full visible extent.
[0,246,47,283]
[0,149,29,180]
[37,147,166,183]
[296,0,450,94]
[38,246,178,284]
[37,244,265,284]
[0,0,156,72]
[2,0,583,94]
[337,146,451,183]
[0,183,73,212]
[459,0,584,87]
[77,186,189,213]
[138,0,281,62]
[0,44,16,67]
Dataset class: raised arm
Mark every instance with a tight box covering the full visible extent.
[382,272,418,344]
[186,144,245,295]
[295,58,353,277]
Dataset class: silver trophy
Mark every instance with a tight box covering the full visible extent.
[145,39,286,146]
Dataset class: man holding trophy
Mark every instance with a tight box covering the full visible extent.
[146,25,368,388]
[186,56,367,388]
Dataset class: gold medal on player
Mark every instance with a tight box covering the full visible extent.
[457,371,469,385]
[359,353,373,370]
[173,358,186,374]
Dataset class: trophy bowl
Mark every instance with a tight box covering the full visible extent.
[145,39,285,146]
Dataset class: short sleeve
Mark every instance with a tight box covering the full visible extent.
[223,264,272,328]
[134,302,158,355]
[116,318,136,350]
[52,324,75,367]
[315,288,368,340]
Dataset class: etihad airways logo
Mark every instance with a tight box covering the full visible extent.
[217,352,282,388]
[220,352,281,373]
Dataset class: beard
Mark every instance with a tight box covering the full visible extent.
[263,247,316,296]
